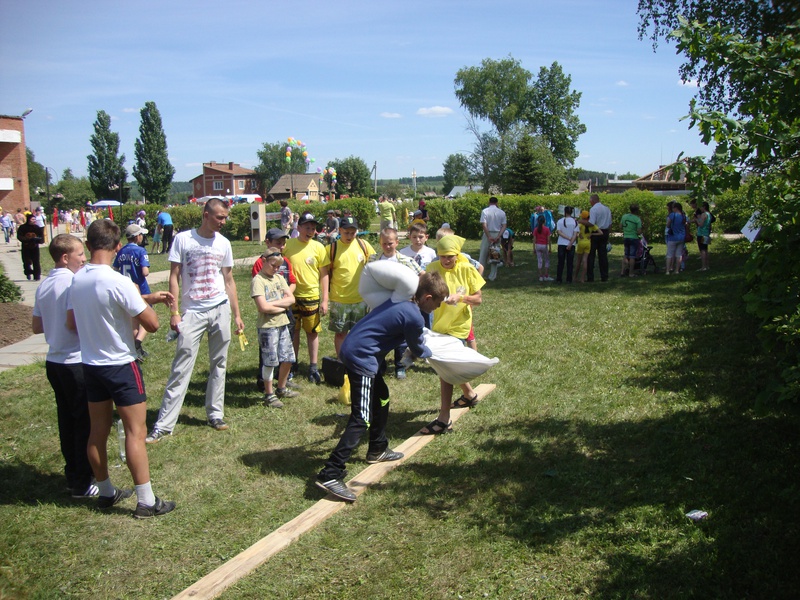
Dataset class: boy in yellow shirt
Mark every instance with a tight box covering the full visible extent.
[423,235,485,434]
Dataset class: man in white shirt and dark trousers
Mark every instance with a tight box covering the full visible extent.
[146,198,245,443]
[587,193,613,282]
[32,234,96,498]
[478,196,507,270]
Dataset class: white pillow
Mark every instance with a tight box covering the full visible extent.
[358,261,420,309]
[423,329,500,385]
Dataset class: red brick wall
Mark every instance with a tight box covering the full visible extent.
[0,116,31,213]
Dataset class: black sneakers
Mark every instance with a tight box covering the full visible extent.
[365,449,405,464]
[133,496,176,519]
[97,487,133,509]
[208,418,229,431]
[315,478,356,502]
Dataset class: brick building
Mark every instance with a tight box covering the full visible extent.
[0,115,31,213]
[189,161,257,199]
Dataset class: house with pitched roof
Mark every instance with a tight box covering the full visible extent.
[190,161,257,199]
[267,173,329,201]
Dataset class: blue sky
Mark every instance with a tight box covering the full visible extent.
[0,0,709,184]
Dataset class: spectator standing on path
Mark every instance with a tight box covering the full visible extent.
[32,234,97,499]
[113,224,152,361]
[1,211,12,243]
[587,194,613,282]
[66,219,176,518]
[478,196,507,270]
[555,207,579,284]
[378,196,396,230]
[620,204,643,277]
[156,210,174,254]
[283,212,330,384]
[17,212,44,280]
[279,200,292,234]
[146,199,245,443]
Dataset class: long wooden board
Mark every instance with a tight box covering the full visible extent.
[173,383,496,599]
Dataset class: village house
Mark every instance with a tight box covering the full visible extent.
[267,173,330,201]
[190,161,258,199]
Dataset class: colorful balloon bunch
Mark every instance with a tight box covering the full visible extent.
[286,137,315,168]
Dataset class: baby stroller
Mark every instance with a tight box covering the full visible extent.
[634,236,659,275]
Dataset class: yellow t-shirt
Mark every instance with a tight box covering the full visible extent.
[283,238,330,300]
[379,201,396,221]
[425,260,486,339]
[329,239,375,304]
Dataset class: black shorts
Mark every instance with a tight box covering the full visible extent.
[83,362,147,407]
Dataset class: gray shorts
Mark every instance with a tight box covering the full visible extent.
[328,301,368,334]
[258,325,296,367]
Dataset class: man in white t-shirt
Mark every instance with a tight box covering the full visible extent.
[478,197,507,269]
[67,219,175,518]
[556,206,579,284]
[147,198,245,443]
[587,193,613,282]
[32,234,96,498]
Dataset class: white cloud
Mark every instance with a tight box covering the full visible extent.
[678,79,699,88]
[416,106,453,118]
[604,109,614,115]
[380,112,402,119]
[122,107,138,113]
[616,80,629,87]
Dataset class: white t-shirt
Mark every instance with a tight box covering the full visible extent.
[67,263,147,365]
[33,268,81,364]
[399,244,437,269]
[589,202,613,230]
[480,204,507,232]
[169,229,234,312]
[556,217,579,246]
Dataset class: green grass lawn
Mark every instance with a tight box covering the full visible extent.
[1,239,798,599]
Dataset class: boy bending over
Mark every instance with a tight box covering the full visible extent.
[316,270,448,502]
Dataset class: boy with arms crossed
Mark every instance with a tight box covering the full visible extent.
[67,220,175,518]
[251,251,297,408]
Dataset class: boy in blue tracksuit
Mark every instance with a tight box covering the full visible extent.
[316,270,448,501]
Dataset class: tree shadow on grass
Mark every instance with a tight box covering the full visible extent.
[386,405,799,598]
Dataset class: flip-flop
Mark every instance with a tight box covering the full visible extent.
[420,419,452,435]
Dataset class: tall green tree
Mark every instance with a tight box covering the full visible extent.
[326,156,371,198]
[527,62,586,166]
[638,4,800,401]
[26,147,47,201]
[87,110,127,201]
[54,174,94,210]
[133,101,175,204]
[254,141,307,196]
[442,153,471,194]
[504,134,569,195]
[454,55,586,191]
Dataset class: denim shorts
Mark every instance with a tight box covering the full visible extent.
[258,325,296,367]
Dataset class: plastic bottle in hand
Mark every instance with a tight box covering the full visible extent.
[116,419,126,463]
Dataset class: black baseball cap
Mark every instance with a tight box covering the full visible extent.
[298,212,319,226]
[265,227,289,241]
[339,216,358,229]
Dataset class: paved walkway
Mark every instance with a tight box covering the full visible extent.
[0,230,258,373]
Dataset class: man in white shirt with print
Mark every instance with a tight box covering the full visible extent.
[147,198,245,443]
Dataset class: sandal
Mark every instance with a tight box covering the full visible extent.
[451,394,479,409]
[420,419,452,435]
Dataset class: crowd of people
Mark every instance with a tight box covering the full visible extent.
[28,192,717,512]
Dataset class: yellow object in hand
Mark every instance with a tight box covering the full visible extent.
[237,331,249,351]
[338,374,351,405]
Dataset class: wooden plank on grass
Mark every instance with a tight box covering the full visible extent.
[173,383,496,600]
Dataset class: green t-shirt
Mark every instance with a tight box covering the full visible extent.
[621,214,642,239]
